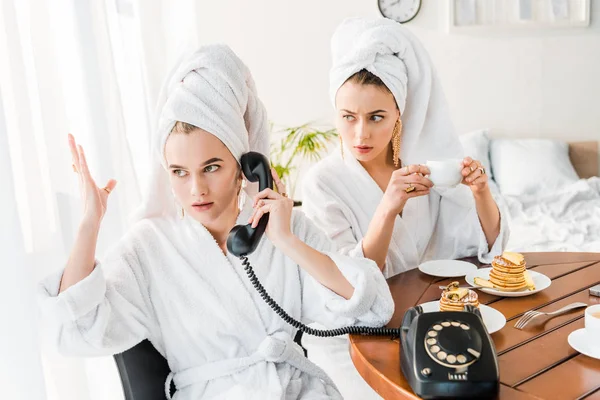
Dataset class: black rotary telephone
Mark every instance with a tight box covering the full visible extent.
[227,152,499,399]
[400,305,499,399]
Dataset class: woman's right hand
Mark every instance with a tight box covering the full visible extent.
[381,164,432,215]
[69,134,117,225]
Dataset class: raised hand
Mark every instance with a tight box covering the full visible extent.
[68,134,117,225]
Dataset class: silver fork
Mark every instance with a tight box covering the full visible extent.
[514,302,588,329]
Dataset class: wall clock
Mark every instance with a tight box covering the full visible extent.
[378,0,422,23]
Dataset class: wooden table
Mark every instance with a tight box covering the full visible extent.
[350,252,600,400]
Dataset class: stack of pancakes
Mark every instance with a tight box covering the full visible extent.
[439,282,480,312]
[489,252,529,292]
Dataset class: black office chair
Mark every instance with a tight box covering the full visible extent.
[114,340,174,400]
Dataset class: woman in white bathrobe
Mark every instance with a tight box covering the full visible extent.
[301,18,510,400]
[39,45,394,400]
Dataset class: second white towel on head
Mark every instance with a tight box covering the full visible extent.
[329,17,464,166]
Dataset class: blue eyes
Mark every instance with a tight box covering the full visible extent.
[172,165,220,177]
[342,115,384,122]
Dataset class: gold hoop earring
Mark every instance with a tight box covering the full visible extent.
[392,119,402,168]
[339,135,344,159]
[180,206,185,219]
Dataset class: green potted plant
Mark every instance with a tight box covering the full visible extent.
[270,123,338,206]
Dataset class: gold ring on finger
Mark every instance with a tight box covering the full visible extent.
[281,192,287,198]
[405,183,416,193]
[470,165,475,172]
[103,187,111,194]
[479,167,485,175]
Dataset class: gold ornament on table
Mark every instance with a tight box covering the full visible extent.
[439,281,480,312]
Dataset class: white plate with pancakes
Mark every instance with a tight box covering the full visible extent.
[465,268,551,297]
[419,301,506,334]
[418,260,478,278]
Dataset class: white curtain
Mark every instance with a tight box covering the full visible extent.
[0,0,198,399]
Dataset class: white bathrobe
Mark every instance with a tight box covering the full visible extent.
[302,150,510,278]
[38,199,394,399]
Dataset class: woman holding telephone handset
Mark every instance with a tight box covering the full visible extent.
[39,45,394,400]
[301,17,510,399]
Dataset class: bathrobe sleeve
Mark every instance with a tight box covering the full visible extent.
[427,183,510,263]
[37,221,155,357]
[301,174,366,259]
[290,211,394,329]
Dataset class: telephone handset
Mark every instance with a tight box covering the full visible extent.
[226,152,400,337]
[227,152,273,257]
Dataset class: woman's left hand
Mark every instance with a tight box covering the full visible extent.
[248,168,294,245]
[461,157,489,194]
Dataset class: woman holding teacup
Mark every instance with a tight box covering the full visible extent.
[303,16,509,278]
[300,17,510,399]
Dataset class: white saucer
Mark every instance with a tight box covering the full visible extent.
[418,260,477,278]
[568,328,600,359]
[419,301,506,334]
[465,267,551,297]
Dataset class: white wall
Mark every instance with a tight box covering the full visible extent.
[193,0,600,141]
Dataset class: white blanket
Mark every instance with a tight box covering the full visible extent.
[38,200,394,400]
[504,177,600,252]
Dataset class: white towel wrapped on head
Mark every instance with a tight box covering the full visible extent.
[132,44,269,221]
[329,17,463,165]
[156,44,269,165]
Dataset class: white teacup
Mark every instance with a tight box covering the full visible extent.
[425,159,463,188]
[585,304,600,339]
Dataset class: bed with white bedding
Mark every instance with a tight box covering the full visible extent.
[503,176,600,252]
[460,130,600,253]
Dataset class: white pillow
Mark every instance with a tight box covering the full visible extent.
[490,139,579,197]
[459,129,493,180]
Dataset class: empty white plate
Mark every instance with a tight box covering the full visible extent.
[568,329,600,359]
[419,301,506,334]
[465,268,551,297]
[418,260,478,278]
